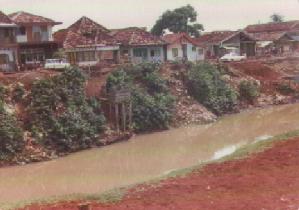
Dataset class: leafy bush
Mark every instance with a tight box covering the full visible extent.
[106,69,131,92]
[131,88,175,132]
[187,63,237,115]
[239,80,260,102]
[0,84,7,99]
[0,93,24,160]
[29,67,105,152]
[106,63,175,132]
[12,83,25,102]
[277,82,296,95]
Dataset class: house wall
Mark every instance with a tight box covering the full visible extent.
[66,46,120,67]
[0,28,16,44]
[167,43,204,61]
[128,46,164,63]
[0,48,17,72]
[167,43,184,61]
[16,24,53,43]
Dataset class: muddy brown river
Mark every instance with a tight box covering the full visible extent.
[1,104,299,207]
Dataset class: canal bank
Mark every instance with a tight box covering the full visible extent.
[2,103,299,208]
[20,131,299,210]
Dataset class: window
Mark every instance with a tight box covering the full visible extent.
[192,46,197,52]
[133,48,147,58]
[122,50,129,55]
[172,48,179,57]
[41,26,48,32]
[4,29,10,38]
[19,27,26,35]
[198,48,204,55]
[150,48,161,57]
[76,51,96,62]
[0,54,9,64]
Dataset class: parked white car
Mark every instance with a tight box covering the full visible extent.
[44,59,70,69]
[220,53,246,62]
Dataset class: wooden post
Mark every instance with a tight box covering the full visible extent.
[122,102,126,131]
[109,103,112,122]
[129,101,132,129]
[115,103,119,133]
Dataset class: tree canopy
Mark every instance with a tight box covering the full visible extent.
[270,13,284,23]
[151,5,204,37]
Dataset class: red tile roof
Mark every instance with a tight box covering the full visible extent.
[249,31,292,42]
[111,27,166,46]
[8,11,61,25]
[162,33,198,46]
[53,29,68,46]
[61,16,117,49]
[245,21,299,33]
[0,11,15,25]
[193,31,255,47]
[193,31,237,47]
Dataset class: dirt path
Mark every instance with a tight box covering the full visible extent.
[19,136,299,210]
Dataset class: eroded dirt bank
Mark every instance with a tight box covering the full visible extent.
[19,136,299,210]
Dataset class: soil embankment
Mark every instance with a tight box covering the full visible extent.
[19,136,299,210]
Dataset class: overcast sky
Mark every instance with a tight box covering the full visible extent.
[1,0,299,32]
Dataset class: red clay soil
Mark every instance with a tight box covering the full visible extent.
[20,137,299,210]
[229,61,282,81]
[0,70,59,89]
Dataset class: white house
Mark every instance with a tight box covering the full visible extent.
[110,27,167,63]
[162,33,204,62]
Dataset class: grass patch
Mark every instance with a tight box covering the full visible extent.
[0,188,127,210]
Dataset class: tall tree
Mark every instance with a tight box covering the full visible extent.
[270,13,284,23]
[151,5,204,37]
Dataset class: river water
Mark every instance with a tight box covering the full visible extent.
[1,104,299,206]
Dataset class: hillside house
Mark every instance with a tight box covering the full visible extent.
[0,11,18,72]
[54,16,120,67]
[110,27,166,63]
[9,11,62,69]
[245,21,299,55]
[194,31,256,59]
[162,33,204,62]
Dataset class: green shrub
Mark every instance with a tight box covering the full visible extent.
[12,84,25,102]
[29,67,105,152]
[107,63,175,132]
[239,80,260,102]
[144,72,168,94]
[106,69,131,92]
[131,88,175,132]
[277,82,296,95]
[0,97,24,160]
[187,63,237,115]
[0,84,7,99]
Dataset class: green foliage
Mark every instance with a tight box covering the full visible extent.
[270,13,284,23]
[131,88,175,132]
[277,82,296,95]
[29,67,105,152]
[0,84,7,99]
[0,89,24,160]
[106,63,175,132]
[151,5,204,37]
[187,63,237,115]
[239,80,260,102]
[12,84,25,102]
[106,69,131,92]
